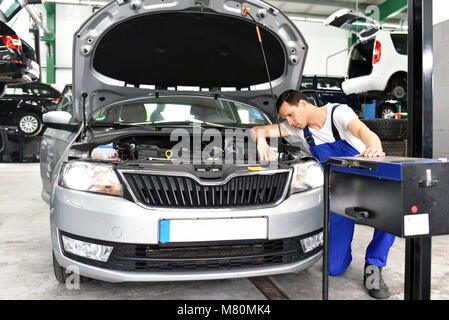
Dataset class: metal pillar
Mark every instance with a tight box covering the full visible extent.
[322,163,331,300]
[30,23,41,81]
[42,2,56,84]
[405,0,433,300]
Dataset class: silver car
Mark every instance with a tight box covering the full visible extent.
[40,0,323,283]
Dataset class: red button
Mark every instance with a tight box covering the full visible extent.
[411,206,418,213]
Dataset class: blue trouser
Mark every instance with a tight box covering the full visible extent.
[328,213,395,276]
[303,104,395,276]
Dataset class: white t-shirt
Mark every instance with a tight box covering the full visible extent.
[280,103,366,153]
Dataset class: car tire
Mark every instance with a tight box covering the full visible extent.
[377,103,397,119]
[52,253,92,284]
[391,80,407,100]
[17,113,42,137]
[361,118,407,141]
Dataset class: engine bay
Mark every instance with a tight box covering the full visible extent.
[71,129,311,166]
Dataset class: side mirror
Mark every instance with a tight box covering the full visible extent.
[43,111,80,132]
[43,111,72,124]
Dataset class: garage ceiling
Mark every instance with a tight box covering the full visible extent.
[43,0,408,26]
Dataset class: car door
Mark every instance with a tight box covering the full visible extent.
[28,83,60,110]
[40,85,79,204]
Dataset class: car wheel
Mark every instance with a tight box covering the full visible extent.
[378,103,397,119]
[391,81,406,100]
[52,253,92,284]
[17,113,42,136]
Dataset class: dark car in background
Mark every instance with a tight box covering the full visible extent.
[0,82,60,136]
[300,89,322,107]
[300,75,362,115]
[0,21,40,96]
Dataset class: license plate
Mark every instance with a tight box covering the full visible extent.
[159,217,268,243]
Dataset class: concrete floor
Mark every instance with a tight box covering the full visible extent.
[1,162,449,300]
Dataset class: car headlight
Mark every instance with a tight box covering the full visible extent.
[59,161,123,196]
[291,161,324,194]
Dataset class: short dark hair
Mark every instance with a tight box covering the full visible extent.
[276,90,309,113]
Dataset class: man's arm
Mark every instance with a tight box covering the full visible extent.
[250,124,290,141]
[346,118,385,157]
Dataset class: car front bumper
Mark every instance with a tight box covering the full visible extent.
[51,185,323,282]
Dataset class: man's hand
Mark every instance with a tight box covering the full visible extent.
[251,125,288,162]
[257,139,278,162]
[356,147,385,157]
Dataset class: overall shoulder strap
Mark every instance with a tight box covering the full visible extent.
[304,104,342,147]
[303,126,316,147]
[330,104,342,141]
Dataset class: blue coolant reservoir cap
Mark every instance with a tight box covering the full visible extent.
[98,144,113,149]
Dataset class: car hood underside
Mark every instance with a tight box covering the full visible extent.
[72,0,308,122]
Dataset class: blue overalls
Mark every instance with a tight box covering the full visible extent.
[303,104,395,276]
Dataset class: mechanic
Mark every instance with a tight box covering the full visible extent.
[250,89,395,299]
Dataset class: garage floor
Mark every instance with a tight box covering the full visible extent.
[1,163,449,300]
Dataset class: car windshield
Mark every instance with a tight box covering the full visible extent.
[317,78,342,91]
[89,96,271,128]
[56,86,73,114]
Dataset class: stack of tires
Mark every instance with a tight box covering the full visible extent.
[361,119,407,156]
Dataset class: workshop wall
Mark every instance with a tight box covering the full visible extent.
[433,19,449,159]
[291,19,350,77]
[54,4,93,91]
[433,0,449,159]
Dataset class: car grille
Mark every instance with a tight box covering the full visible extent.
[121,172,290,208]
[60,232,322,273]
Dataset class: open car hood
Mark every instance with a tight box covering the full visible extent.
[72,0,308,121]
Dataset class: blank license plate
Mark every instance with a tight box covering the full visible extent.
[159,217,268,243]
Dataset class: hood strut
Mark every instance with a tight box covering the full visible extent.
[81,92,88,139]
[243,5,282,167]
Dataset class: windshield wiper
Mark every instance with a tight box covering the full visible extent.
[150,121,230,128]
[91,121,241,130]
[89,122,148,128]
